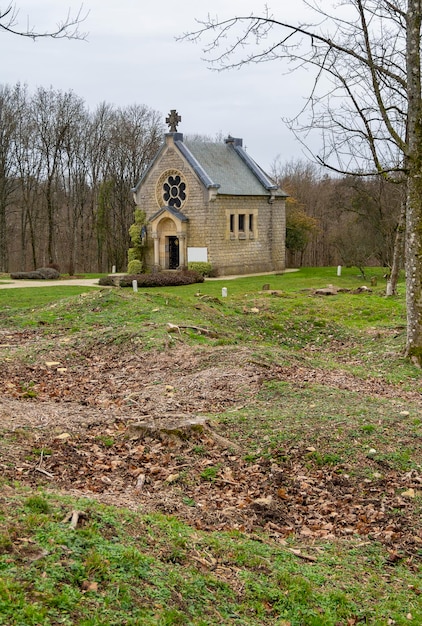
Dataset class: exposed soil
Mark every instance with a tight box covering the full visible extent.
[1,328,421,565]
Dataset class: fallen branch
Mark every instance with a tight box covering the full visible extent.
[191,554,217,568]
[34,466,55,479]
[166,322,218,337]
[216,477,239,486]
[63,509,87,529]
[204,427,242,452]
[288,548,318,562]
[34,449,54,478]
[28,548,49,562]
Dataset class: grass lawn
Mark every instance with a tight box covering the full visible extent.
[0,267,420,625]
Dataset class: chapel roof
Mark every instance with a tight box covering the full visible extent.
[177,136,285,197]
[132,118,287,198]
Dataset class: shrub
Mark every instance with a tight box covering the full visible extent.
[127,248,137,263]
[99,270,204,288]
[127,259,143,274]
[10,267,60,280]
[98,275,117,286]
[37,267,60,279]
[127,208,147,270]
[187,262,213,277]
[11,271,40,280]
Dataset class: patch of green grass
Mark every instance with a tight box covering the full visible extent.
[19,380,38,398]
[217,378,422,475]
[94,435,115,448]
[0,491,422,626]
[0,485,421,625]
[374,449,417,471]
[24,494,51,514]
[0,268,412,382]
[361,424,377,434]
[192,445,206,455]
[307,451,343,466]
[200,465,221,481]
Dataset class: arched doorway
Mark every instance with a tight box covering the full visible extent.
[158,218,177,269]
[168,236,179,269]
[150,208,188,270]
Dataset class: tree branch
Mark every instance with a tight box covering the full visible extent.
[182,3,408,175]
[0,3,88,40]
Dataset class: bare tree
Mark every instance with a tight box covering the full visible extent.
[2,84,163,273]
[0,85,18,271]
[0,3,87,40]
[10,83,43,269]
[31,87,84,266]
[99,105,163,271]
[56,102,91,275]
[183,0,422,365]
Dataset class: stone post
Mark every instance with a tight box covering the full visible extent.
[178,233,186,267]
[152,233,160,267]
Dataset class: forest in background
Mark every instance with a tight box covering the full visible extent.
[0,83,402,274]
[0,83,163,274]
[273,159,403,273]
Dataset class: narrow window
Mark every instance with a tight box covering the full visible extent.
[230,214,235,233]
[238,214,245,232]
[249,214,254,232]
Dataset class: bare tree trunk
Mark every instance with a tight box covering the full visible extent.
[405,172,422,364]
[404,0,422,365]
[386,198,405,296]
[0,185,8,272]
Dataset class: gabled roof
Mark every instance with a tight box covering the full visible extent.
[150,205,188,223]
[132,133,287,198]
[179,136,284,197]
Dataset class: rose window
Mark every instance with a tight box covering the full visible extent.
[163,175,186,209]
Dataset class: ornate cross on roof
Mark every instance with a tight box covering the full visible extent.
[166,109,181,132]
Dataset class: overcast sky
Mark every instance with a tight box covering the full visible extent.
[2,1,320,171]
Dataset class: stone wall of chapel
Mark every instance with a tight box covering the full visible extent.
[271,198,286,272]
[135,145,210,250]
[206,196,286,276]
[134,142,286,275]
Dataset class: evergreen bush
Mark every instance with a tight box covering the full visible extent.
[127,259,143,274]
[127,208,147,271]
[187,262,213,276]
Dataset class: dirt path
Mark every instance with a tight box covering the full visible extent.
[0,278,102,289]
[0,270,298,289]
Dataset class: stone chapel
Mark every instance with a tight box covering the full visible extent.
[131,110,287,276]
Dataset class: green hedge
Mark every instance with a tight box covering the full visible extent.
[99,270,204,288]
[187,262,213,276]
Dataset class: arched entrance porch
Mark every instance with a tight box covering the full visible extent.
[149,207,188,270]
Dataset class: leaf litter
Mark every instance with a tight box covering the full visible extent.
[0,330,421,566]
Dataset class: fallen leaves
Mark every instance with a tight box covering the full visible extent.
[1,416,420,560]
[0,337,420,561]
